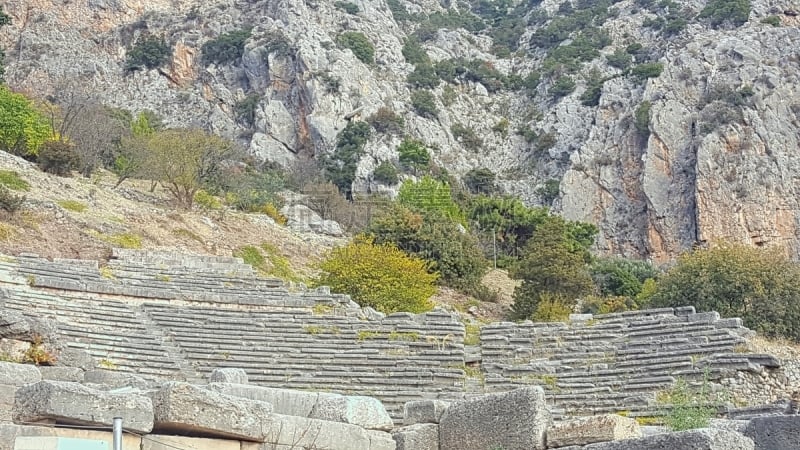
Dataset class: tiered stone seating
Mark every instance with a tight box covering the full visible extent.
[0,251,786,424]
[0,287,183,379]
[479,309,770,419]
[14,250,353,309]
[143,302,467,419]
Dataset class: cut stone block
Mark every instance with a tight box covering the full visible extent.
[151,382,272,441]
[439,387,550,450]
[262,414,371,449]
[310,395,394,431]
[141,434,240,450]
[13,380,153,434]
[208,368,249,384]
[582,429,754,449]
[0,362,41,386]
[14,437,108,450]
[744,415,800,450]
[37,367,84,383]
[709,419,749,434]
[367,429,397,450]
[207,383,330,417]
[0,362,42,423]
[547,414,641,448]
[0,424,141,450]
[83,370,149,390]
[393,423,439,450]
[403,400,449,425]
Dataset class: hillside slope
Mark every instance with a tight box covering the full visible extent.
[0,0,798,260]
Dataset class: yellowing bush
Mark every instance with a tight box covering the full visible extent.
[317,236,437,314]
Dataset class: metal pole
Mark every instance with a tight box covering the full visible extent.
[112,417,122,450]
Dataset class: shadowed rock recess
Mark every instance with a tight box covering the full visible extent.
[0,250,798,449]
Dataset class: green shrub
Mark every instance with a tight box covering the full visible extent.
[582,295,639,314]
[323,121,371,198]
[397,176,465,224]
[606,48,632,70]
[534,132,557,154]
[0,86,52,157]
[760,15,781,26]
[450,123,482,152]
[463,168,496,194]
[0,186,24,214]
[193,190,222,210]
[550,76,576,99]
[511,218,594,320]
[373,161,399,185]
[38,141,78,176]
[650,243,800,341]
[580,70,605,106]
[699,0,751,28]
[235,94,261,127]
[631,62,664,80]
[368,205,487,289]
[532,293,574,322]
[0,171,29,191]
[590,257,658,297]
[367,107,405,135]
[57,200,87,213]
[410,90,438,119]
[469,195,549,263]
[634,101,651,137]
[334,1,359,14]
[397,138,430,173]
[401,38,430,65]
[386,0,413,22]
[318,72,341,94]
[337,32,375,64]
[261,31,293,57]
[492,118,509,137]
[126,35,171,71]
[536,179,560,205]
[659,377,718,431]
[202,28,251,65]
[317,236,437,314]
[407,63,440,88]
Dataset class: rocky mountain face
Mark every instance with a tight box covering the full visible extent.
[1,0,798,261]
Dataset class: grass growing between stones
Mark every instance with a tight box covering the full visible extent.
[0,170,30,191]
[464,323,481,345]
[57,200,88,213]
[388,331,419,341]
[357,330,382,340]
[104,233,142,249]
[233,243,302,282]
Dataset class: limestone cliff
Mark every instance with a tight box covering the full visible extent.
[1,0,798,260]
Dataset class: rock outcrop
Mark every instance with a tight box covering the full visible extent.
[1,0,798,259]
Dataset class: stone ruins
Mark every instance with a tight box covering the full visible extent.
[0,250,798,449]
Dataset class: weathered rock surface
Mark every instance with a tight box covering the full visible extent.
[393,423,439,450]
[309,394,394,431]
[209,368,249,384]
[2,0,800,260]
[581,428,754,450]
[403,400,449,425]
[439,387,550,450]
[151,382,272,441]
[546,414,641,448]
[13,380,153,434]
[744,415,800,450]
